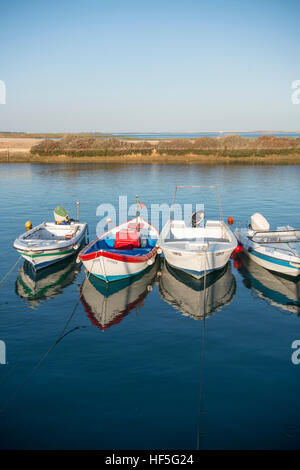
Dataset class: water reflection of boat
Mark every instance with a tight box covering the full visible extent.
[237,253,300,315]
[80,259,159,330]
[158,260,236,319]
[15,254,81,307]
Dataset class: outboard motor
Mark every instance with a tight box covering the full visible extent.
[250,213,270,231]
[191,210,205,228]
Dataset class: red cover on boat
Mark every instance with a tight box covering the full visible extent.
[114,229,141,249]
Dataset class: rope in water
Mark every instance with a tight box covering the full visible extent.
[0,255,22,289]
[0,259,95,414]
[196,248,208,451]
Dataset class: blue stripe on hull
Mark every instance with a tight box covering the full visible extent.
[250,249,299,270]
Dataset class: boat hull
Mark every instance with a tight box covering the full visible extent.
[15,228,87,272]
[162,245,234,279]
[16,247,76,271]
[82,252,157,282]
[235,229,300,277]
[245,249,300,277]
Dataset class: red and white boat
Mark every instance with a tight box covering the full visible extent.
[78,217,159,282]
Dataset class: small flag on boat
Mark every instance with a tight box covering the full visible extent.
[137,197,146,209]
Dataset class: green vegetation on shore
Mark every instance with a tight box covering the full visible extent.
[30,134,300,159]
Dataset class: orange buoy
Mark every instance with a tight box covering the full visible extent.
[227,216,234,225]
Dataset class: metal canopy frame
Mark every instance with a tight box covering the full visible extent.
[170,185,223,223]
[251,229,300,244]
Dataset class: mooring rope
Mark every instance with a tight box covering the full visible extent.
[0,255,22,289]
[0,259,96,414]
[196,247,208,450]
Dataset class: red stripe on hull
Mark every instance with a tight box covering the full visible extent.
[79,246,157,264]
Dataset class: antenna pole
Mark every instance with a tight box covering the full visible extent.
[135,195,139,232]
[76,201,79,222]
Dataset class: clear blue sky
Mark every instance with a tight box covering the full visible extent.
[1,0,300,132]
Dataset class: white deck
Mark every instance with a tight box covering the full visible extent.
[159,219,237,278]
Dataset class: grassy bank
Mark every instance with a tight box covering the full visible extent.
[1,134,300,164]
[2,149,300,165]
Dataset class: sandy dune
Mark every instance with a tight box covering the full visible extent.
[0,137,42,152]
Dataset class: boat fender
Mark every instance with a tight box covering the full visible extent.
[73,244,79,250]
[25,220,32,231]
[157,248,162,255]
[76,256,81,263]
[147,285,153,292]
[234,244,243,253]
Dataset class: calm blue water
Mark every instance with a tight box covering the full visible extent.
[0,163,300,450]
[48,132,300,139]
[112,132,300,139]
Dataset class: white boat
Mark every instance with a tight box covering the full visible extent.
[237,253,300,315]
[79,217,159,282]
[80,259,158,330]
[159,260,236,319]
[14,207,88,271]
[159,185,237,279]
[235,213,300,277]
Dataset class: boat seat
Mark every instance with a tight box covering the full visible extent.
[205,220,222,227]
[171,221,185,229]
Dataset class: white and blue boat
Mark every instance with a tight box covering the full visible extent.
[235,213,300,277]
[79,217,159,282]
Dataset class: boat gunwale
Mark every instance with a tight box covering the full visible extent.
[236,227,300,260]
[79,217,159,264]
[14,222,87,253]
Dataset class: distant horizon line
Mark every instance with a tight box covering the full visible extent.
[1,130,300,134]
